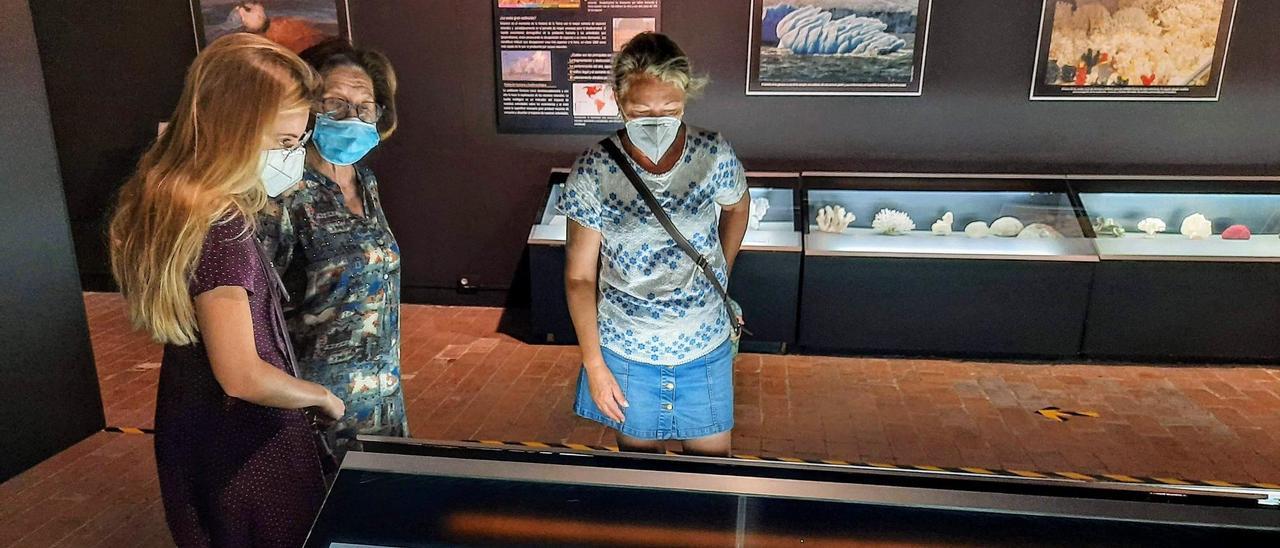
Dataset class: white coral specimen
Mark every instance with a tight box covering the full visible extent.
[871,208,915,235]
[990,217,1024,237]
[1137,217,1166,237]
[965,221,990,239]
[748,197,770,230]
[931,211,954,235]
[816,205,855,234]
[1180,213,1211,240]
[1017,223,1064,239]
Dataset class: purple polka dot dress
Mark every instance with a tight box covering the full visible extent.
[156,215,327,547]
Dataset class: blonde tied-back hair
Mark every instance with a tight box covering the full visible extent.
[109,33,319,345]
[612,32,708,102]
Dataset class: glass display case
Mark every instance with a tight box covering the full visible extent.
[1072,176,1280,362]
[741,173,803,252]
[803,173,1095,262]
[527,168,571,247]
[526,171,803,251]
[797,173,1096,358]
[1074,177,1280,262]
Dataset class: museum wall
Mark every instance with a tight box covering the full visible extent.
[30,0,1280,304]
[0,0,105,482]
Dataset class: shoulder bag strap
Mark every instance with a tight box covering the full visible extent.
[600,135,743,338]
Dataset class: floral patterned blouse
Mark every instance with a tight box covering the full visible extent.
[558,127,747,366]
[257,163,406,454]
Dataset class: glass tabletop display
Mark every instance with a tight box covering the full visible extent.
[802,173,1095,261]
[1075,178,1280,262]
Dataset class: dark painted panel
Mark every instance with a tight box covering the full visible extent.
[31,0,1280,300]
[0,0,105,482]
[28,0,195,291]
[799,257,1094,358]
[349,0,1280,299]
[1084,261,1280,362]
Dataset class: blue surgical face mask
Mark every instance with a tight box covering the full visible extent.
[312,114,380,166]
[624,116,682,164]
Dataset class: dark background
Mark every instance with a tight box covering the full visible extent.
[1,0,104,482]
[28,0,1280,305]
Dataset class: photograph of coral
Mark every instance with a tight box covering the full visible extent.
[1031,0,1239,100]
[190,0,348,53]
[747,0,932,95]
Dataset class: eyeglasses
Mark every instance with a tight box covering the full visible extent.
[272,130,311,159]
[317,98,384,124]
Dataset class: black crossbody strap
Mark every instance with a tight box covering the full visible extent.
[600,136,742,338]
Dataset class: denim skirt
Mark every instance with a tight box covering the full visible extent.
[575,338,734,440]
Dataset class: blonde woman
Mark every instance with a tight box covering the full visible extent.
[109,34,341,547]
[560,33,750,456]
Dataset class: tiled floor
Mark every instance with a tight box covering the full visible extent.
[3,292,1280,546]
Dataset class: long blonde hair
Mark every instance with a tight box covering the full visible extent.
[109,33,319,345]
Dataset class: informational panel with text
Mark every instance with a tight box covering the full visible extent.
[494,0,661,133]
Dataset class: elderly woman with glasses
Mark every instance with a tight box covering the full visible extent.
[258,38,406,458]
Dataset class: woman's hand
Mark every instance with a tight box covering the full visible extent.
[584,363,628,423]
[317,390,346,422]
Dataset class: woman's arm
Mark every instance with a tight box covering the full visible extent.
[718,192,751,275]
[196,286,344,419]
[564,221,628,423]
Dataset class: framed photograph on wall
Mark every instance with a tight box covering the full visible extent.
[189,0,351,53]
[746,0,933,96]
[1031,0,1239,101]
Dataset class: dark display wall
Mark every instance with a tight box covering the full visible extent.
[31,1,1280,303]
[0,0,104,482]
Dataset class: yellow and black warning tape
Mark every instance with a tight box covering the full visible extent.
[104,426,155,435]
[468,439,1280,491]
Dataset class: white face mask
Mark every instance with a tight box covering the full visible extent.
[624,116,682,164]
[259,148,306,198]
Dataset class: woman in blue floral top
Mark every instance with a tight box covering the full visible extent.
[259,39,406,457]
[560,33,751,456]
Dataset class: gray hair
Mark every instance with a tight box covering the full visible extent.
[612,32,708,101]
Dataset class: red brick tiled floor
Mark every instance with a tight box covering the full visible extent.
[3,291,1280,546]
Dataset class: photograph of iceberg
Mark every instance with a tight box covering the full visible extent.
[1031,0,1238,100]
[747,0,932,95]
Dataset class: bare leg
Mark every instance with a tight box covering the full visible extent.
[615,431,665,453]
[680,431,732,457]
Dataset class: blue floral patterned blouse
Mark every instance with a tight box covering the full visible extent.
[558,127,747,366]
[257,164,406,454]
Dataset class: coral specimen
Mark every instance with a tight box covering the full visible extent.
[1093,217,1125,237]
[990,217,1024,237]
[1222,224,1251,240]
[1137,217,1166,237]
[1180,213,1212,239]
[1017,223,1064,239]
[964,221,990,239]
[931,211,954,235]
[816,205,856,234]
[871,208,915,235]
[748,197,771,230]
